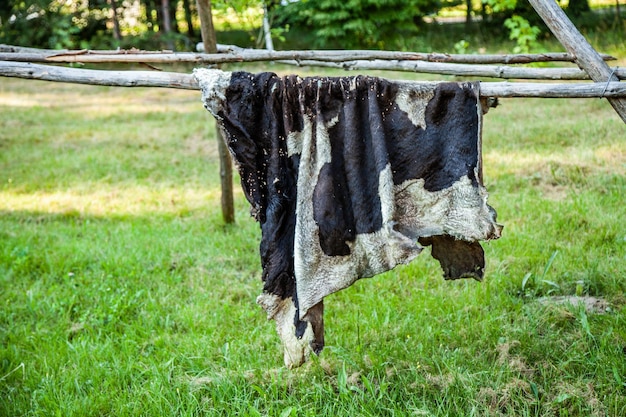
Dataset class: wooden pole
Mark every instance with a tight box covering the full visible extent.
[196,0,235,223]
[0,61,198,88]
[527,0,626,123]
[0,45,615,65]
[274,59,625,80]
[3,62,626,98]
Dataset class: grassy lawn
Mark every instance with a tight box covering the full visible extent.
[1,65,625,416]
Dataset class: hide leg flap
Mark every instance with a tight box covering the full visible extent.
[257,294,325,368]
[419,235,485,281]
[302,300,324,355]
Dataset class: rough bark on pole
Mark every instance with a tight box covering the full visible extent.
[276,59,625,80]
[0,61,199,88]
[0,44,616,65]
[161,0,175,50]
[196,0,217,53]
[4,61,626,98]
[196,0,235,223]
[528,0,626,123]
[108,0,121,41]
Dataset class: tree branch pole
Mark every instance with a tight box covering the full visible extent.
[0,45,615,65]
[0,61,626,98]
[528,0,626,123]
[0,61,198,88]
[276,59,625,80]
[3,62,626,98]
[196,0,235,224]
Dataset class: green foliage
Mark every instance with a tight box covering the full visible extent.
[484,0,517,13]
[504,14,541,53]
[0,0,109,49]
[453,39,470,53]
[0,0,623,54]
[567,0,591,17]
[275,0,451,49]
[481,0,542,53]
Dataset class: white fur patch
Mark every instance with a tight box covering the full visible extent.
[256,293,313,368]
[286,129,304,157]
[193,69,232,119]
[394,83,436,129]
[393,173,501,241]
[378,164,395,224]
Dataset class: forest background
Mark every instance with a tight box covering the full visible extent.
[0,0,624,55]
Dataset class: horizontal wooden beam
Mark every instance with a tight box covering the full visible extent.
[0,43,616,65]
[479,81,626,98]
[278,59,625,80]
[0,61,197,89]
[1,61,625,98]
[209,43,616,65]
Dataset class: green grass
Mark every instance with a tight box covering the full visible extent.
[1,68,625,416]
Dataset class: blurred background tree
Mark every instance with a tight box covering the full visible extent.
[272,0,456,49]
[0,0,622,51]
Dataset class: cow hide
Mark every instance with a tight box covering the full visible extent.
[194,69,502,367]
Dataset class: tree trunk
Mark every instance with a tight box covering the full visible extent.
[196,0,235,224]
[182,0,195,38]
[195,0,217,53]
[263,4,274,51]
[108,0,122,41]
[161,0,175,49]
[465,0,472,27]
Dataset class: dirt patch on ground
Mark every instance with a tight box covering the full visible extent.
[496,340,534,378]
[478,378,537,415]
[536,296,611,314]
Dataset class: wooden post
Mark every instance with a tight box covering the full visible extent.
[196,0,235,223]
[528,0,626,123]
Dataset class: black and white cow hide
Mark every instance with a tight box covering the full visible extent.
[193,69,502,368]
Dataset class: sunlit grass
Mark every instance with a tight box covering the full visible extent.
[0,186,232,216]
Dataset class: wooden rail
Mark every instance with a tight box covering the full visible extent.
[2,62,625,98]
[0,45,622,81]
[278,59,625,81]
[0,43,616,65]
